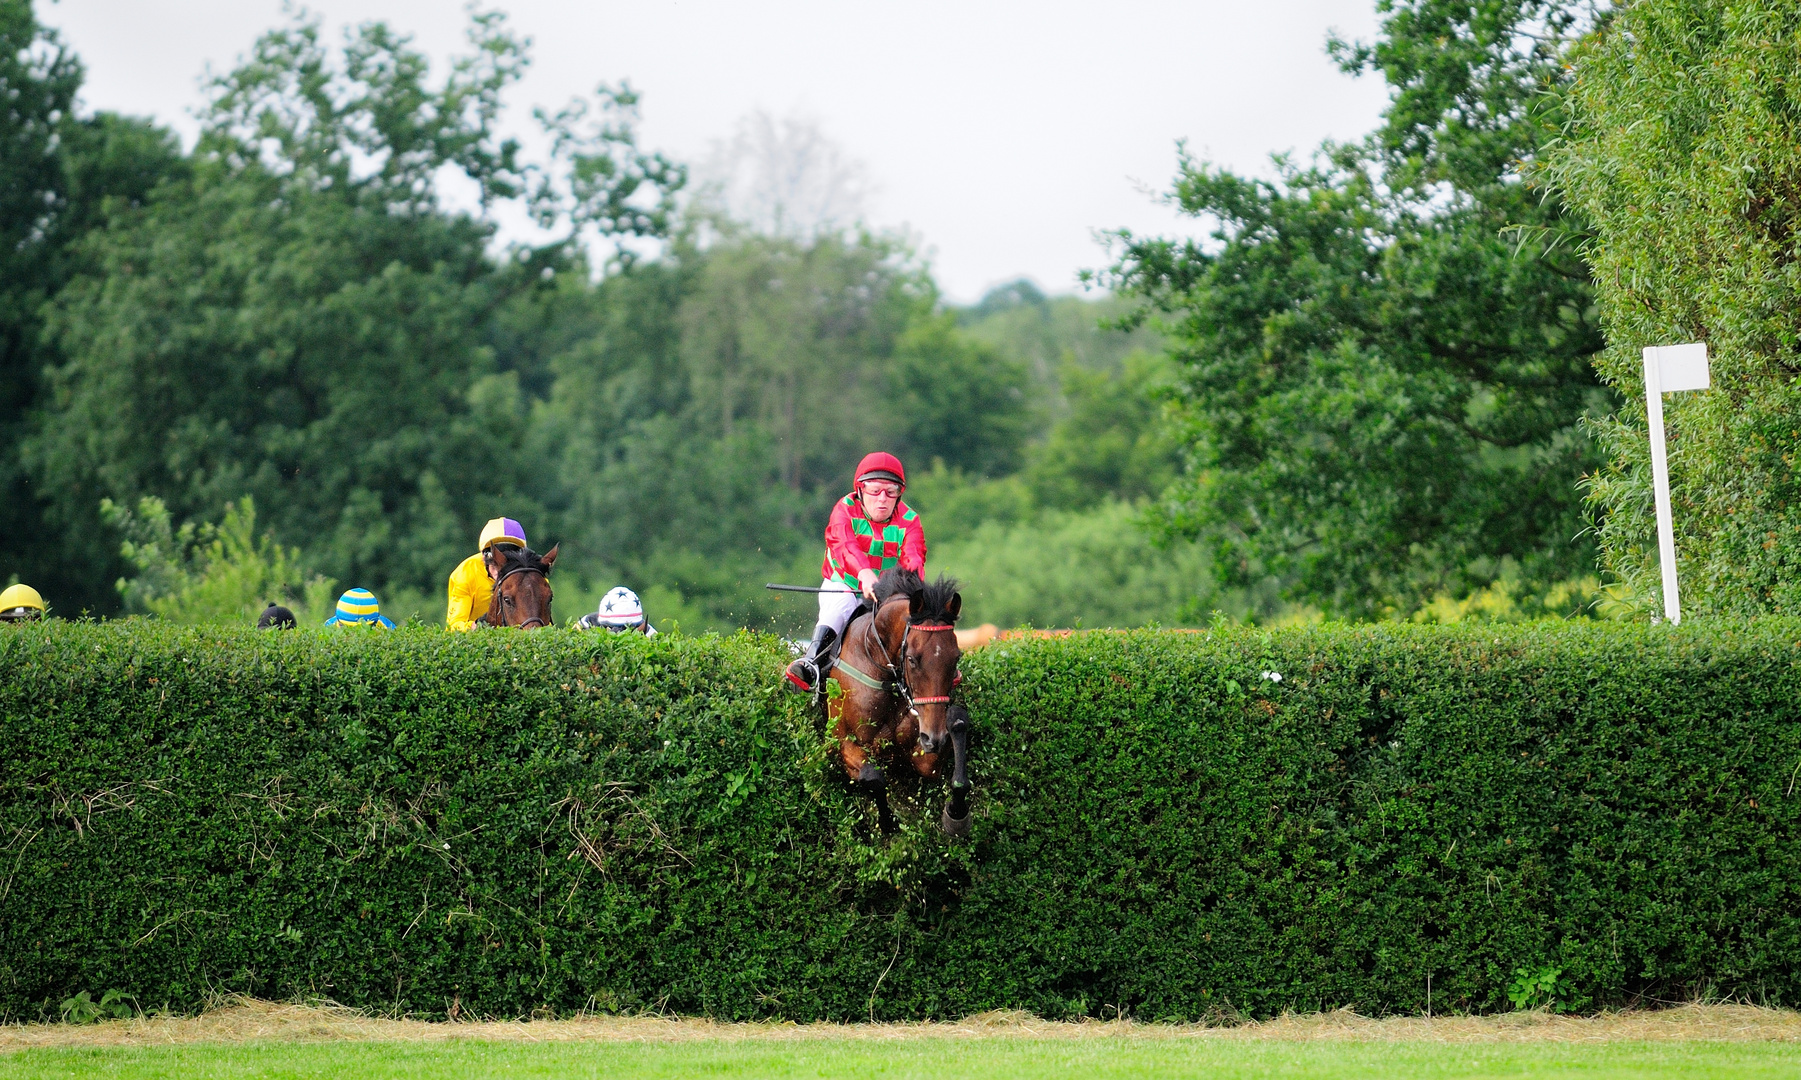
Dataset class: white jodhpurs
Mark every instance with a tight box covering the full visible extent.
[815,579,860,637]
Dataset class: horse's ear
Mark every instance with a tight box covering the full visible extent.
[541,543,559,571]
[947,591,962,623]
[908,589,925,619]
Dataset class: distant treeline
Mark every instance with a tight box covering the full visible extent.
[0,2,1191,632]
[7,0,1798,628]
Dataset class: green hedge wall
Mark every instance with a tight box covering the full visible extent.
[2,620,1800,1021]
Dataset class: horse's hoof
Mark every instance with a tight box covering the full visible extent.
[941,802,972,837]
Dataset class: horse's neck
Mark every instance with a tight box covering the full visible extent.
[855,600,904,656]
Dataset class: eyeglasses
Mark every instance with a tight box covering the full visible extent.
[860,482,901,498]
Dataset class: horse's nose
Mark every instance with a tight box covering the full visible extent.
[917,730,938,754]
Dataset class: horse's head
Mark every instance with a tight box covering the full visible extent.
[483,543,558,629]
[875,569,963,756]
[838,568,974,835]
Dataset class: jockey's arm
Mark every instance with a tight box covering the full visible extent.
[856,568,880,601]
[445,553,488,631]
[823,503,881,580]
[900,518,927,573]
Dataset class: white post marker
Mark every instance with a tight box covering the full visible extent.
[1641,342,1711,624]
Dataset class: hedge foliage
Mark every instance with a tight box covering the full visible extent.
[3,620,1800,1021]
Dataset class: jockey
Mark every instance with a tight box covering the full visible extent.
[785,451,925,692]
[576,586,658,636]
[0,583,46,623]
[446,518,527,631]
[256,602,297,629]
[323,588,396,628]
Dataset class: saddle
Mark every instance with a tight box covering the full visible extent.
[817,600,866,680]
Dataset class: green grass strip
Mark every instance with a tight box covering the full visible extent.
[4,1038,1801,1080]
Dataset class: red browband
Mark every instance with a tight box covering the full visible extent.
[905,622,958,704]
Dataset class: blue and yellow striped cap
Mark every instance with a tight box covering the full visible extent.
[324,588,395,628]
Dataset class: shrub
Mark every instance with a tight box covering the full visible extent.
[99,497,336,625]
[1,620,1798,1020]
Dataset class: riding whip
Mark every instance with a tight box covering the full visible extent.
[764,583,849,593]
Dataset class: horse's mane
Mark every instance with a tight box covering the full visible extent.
[494,544,552,575]
[874,567,961,624]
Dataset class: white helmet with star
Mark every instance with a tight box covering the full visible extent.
[578,586,654,634]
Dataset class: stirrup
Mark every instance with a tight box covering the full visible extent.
[784,657,819,693]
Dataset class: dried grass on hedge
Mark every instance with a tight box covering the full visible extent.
[5,999,1801,1050]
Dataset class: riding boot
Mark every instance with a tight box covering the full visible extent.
[819,622,844,673]
[784,624,838,694]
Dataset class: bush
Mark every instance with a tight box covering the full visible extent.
[99,497,336,625]
[1,620,1798,1021]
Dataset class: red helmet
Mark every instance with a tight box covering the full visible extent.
[854,452,906,488]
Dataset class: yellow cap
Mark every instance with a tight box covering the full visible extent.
[478,517,527,552]
[0,583,44,612]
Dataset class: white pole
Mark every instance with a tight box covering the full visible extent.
[1643,347,1681,624]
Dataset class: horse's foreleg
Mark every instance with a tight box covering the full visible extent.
[941,705,972,836]
[872,780,896,836]
[856,761,895,834]
[837,686,898,834]
[947,706,971,797]
[855,760,885,797]
[832,691,868,783]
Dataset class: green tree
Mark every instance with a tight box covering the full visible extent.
[928,501,1221,629]
[1547,0,1801,616]
[1,1,186,611]
[1106,0,1610,619]
[1024,352,1182,511]
[28,9,678,601]
[889,313,1031,477]
[532,227,1034,633]
[676,230,928,498]
[0,2,81,413]
[957,281,1161,388]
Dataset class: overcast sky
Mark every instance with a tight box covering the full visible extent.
[40,0,1393,303]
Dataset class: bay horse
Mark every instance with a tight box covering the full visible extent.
[478,544,558,628]
[825,568,972,836]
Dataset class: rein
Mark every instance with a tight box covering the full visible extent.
[841,606,958,711]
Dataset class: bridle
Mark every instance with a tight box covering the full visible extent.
[483,560,552,629]
[842,598,958,717]
[896,622,958,706]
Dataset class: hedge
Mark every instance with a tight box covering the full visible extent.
[2,619,1800,1021]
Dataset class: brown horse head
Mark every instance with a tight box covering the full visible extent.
[480,543,558,629]
[829,567,970,834]
[881,570,963,758]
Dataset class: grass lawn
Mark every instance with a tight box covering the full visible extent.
[4,1038,1801,1079]
[5,1002,1801,1079]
